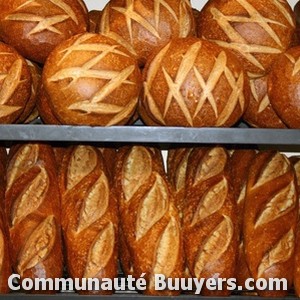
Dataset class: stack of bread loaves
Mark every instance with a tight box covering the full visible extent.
[0,0,299,127]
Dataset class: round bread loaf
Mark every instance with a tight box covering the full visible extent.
[0,42,31,124]
[197,0,296,78]
[37,85,61,125]
[269,46,300,128]
[17,59,41,123]
[98,0,195,66]
[141,37,249,127]
[243,75,286,128]
[0,0,89,63]
[43,33,142,126]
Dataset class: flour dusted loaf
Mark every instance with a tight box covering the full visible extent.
[0,42,31,124]
[183,147,238,296]
[59,145,118,295]
[197,0,296,78]
[141,37,248,127]
[43,33,142,126]
[98,0,195,66]
[243,75,286,128]
[0,0,88,63]
[114,146,183,295]
[5,144,63,289]
[269,46,300,128]
[0,148,10,294]
[244,151,298,297]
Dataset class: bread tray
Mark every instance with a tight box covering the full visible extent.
[0,125,300,145]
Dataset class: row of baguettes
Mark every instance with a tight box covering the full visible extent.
[168,147,300,297]
[0,144,299,296]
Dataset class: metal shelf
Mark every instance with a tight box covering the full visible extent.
[0,125,300,145]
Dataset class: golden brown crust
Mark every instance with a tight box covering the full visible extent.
[244,151,298,297]
[99,147,117,184]
[114,146,183,295]
[36,85,61,125]
[0,42,31,124]
[183,147,238,296]
[98,0,195,66]
[197,0,296,78]
[59,145,118,295]
[289,155,300,297]
[5,144,63,290]
[141,37,249,127]
[167,148,193,219]
[243,75,286,128]
[230,149,256,287]
[0,0,89,63]
[17,60,41,124]
[0,147,10,294]
[269,47,300,128]
[42,33,142,126]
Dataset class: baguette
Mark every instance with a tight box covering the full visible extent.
[5,144,63,292]
[289,156,300,297]
[183,146,238,296]
[244,151,298,297]
[59,145,118,295]
[114,146,183,295]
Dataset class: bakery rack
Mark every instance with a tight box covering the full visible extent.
[1,124,300,299]
[0,125,300,145]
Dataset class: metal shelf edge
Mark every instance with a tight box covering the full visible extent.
[0,125,299,145]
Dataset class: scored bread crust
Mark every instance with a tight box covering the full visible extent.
[59,145,118,295]
[183,147,238,296]
[43,33,142,126]
[114,146,183,295]
[5,144,63,288]
[243,75,286,128]
[0,42,31,124]
[197,0,296,78]
[0,0,89,63]
[141,37,249,127]
[269,47,300,128]
[244,151,298,297]
[98,0,195,66]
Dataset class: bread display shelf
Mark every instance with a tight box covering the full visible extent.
[0,125,300,145]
